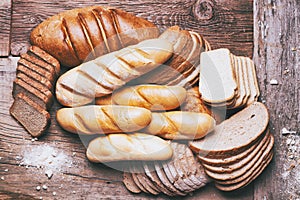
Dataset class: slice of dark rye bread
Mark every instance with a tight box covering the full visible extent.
[16,72,53,98]
[202,130,270,172]
[28,46,60,76]
[17,64,53,91]
[206,134,274,182]
[18,58,56,84]
[13,78,53,110]
[10,93,50,137]
[189,102,269,158]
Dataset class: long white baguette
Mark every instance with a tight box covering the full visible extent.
[87,133,173,162]
[56,38,173,107]
[56,105,152,134]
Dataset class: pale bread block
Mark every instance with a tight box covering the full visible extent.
[247,57,260,102]
[242,56,257,105]
[215,151,273,191]
[233,56,247,108]
[240,56,251,106]
[231,54,240,101]
[207,134,274,182]
[197,128,268,166]
[189,102,269,158]
[199,48,237,104]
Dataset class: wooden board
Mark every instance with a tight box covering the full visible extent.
[0,0,12,56]
[10,0,253,57]
[253,0,300,199]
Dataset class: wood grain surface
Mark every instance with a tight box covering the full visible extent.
[253,0,300,199]
[10,0,253,57]
[1,0,299,199]
[0,0,12,56]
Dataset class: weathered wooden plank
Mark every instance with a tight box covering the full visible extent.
[253,0,300,199]
[0,57,254,199]
[10,0,253,57]
[0,0,12,57]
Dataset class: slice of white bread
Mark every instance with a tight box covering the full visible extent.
[204,132,273,180]
[246,57,260,103]
[189,102,269,158]
[243,57,257,106]
[201,130,270,170]
[199,48,237,103]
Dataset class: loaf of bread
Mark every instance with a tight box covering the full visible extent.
[143,111,216,140]
[30,6,160,67]
[95,85,186,111]
[56,105,152,134]
[86,133,173,162]
[56,38,173,107]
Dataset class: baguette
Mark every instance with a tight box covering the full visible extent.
[108,85,186,111]
[86,133,173,162]
[30,6,160,67]
[143,112,216,140]
[56,105,152,134]
[56,38,173,107]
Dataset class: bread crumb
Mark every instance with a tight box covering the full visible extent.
[42,185,48,190]
[4,169,8,172]
[270,79,278,85]
[72,191,76,194]
[53,192,57,196]
[45,169,53,179]
[282,128,297,135]
[1,176,4,180]
[36,186,41,191]
[39,197,43,200]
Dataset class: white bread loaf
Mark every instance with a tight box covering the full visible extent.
[87,133,173,162]
[106,85,186,111]
[143,111,216,140]
[56,105,151,134]
[56,38,173,107]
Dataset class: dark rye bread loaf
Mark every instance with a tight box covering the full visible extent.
[16,72,53,98]
[13,78,53,110]
[10,93,50,137]
[17,64,53,91]
[189,102,269,158]
[28,46,60,76]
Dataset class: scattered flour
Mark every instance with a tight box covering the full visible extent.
[20,144,73,171]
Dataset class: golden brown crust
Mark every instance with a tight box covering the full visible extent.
[30,6,159,67]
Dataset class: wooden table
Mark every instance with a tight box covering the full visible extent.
[0,0,299,199]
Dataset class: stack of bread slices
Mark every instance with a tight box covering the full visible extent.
[199,48,260,109]
[123,142,210,196]
[10,46,60,137]
[189,102,274,191]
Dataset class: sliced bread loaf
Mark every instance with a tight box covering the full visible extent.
[189,102,269,158]
[10,93,50,137]
[13,78,53,110]
[199,48,237,103]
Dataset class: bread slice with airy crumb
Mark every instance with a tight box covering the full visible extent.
[189,102,269,158]
[199,48,237,104]
[10,93,50,137]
